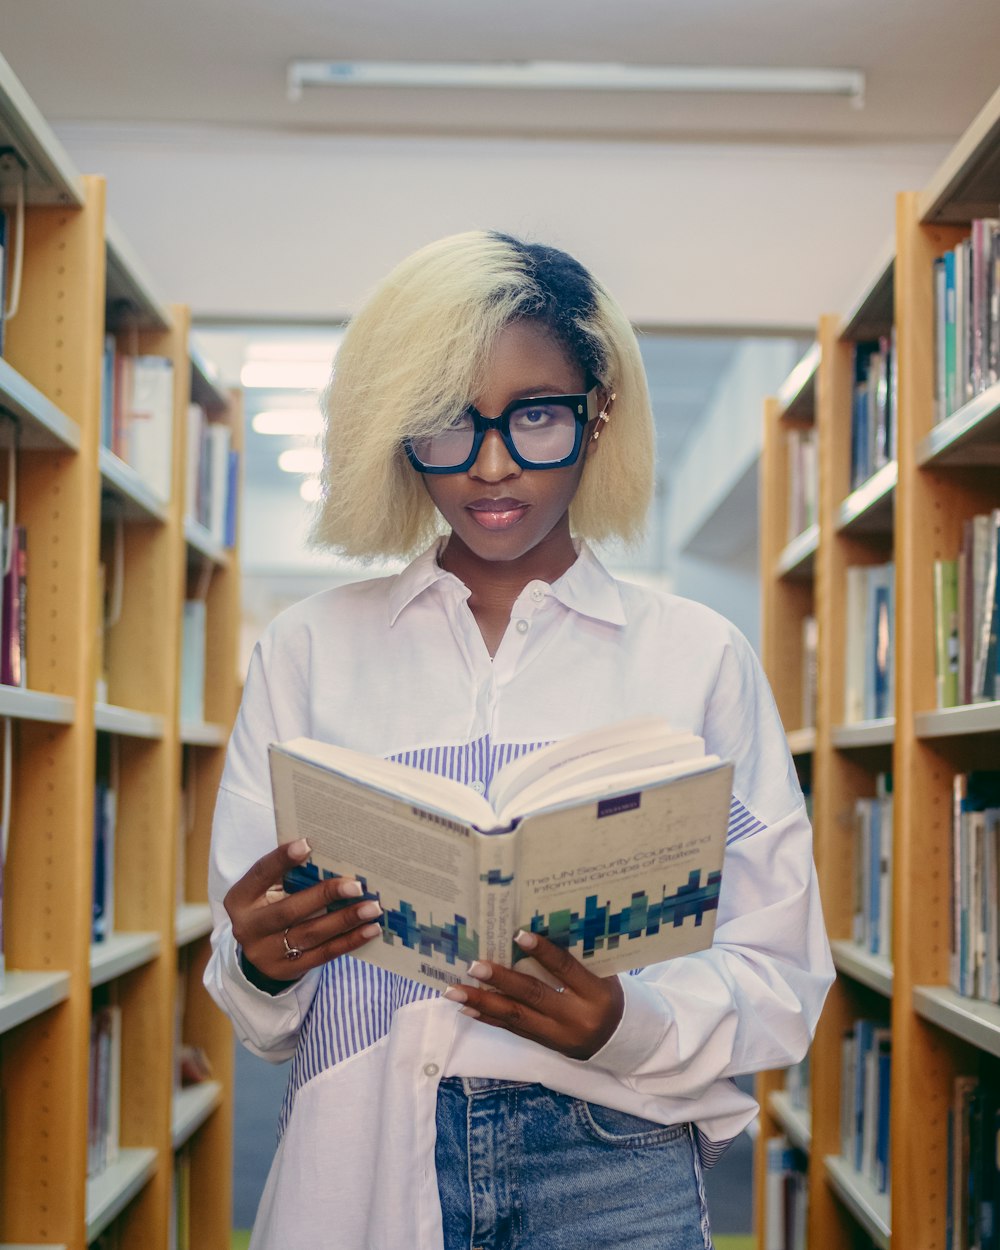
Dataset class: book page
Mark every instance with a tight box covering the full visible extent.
[511,762,733,978]
[270,747,485,989]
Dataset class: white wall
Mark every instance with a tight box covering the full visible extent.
[55,123,948,329]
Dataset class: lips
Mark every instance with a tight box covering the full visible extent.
[466,497,530,530]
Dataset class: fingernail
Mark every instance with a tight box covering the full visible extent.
[459,1006,481,1019]
[514,930,538,951]
[360,923,382,939]
[289,838,311,859]
[467,961,491,981]
[442,987,468,1003]
[264,886,287,904]
[339,880,364,898]
[357,901,382,920]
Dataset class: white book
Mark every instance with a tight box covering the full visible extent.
[844,566,869,724]
[202,422,232,544]
[180,601,207,724]
[126,355,175,502]
[184,403,206,524]
[271,717,732,991]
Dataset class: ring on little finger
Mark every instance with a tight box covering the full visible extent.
[282,928,303,960]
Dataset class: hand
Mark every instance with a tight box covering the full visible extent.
[443,931,625,1061]
[224,839,383,984]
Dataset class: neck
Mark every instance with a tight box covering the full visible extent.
[438,522,579,615]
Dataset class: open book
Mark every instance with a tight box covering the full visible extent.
[269,717,733,991]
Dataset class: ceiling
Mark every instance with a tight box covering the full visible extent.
[1,0,999,145]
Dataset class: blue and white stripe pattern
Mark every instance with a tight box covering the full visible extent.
[277,734,766,1158]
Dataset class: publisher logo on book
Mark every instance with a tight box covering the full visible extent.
[597,793,641,819]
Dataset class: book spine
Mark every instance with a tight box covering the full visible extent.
[475,830,519,966]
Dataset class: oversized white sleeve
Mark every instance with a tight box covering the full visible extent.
[587,625,835,1097]
[203,635,322,1063]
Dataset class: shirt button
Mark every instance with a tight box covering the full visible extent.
[516,619,529,634]
[423,1063,439,1077]
[469,779,485,795]
[530,587,544,603]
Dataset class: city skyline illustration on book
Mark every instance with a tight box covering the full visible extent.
[269,717,733,991]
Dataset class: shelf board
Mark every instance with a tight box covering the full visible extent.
[768,1089,812,1155]
[830,939,894,997]
[0,969,71,1035]
[179,719,228,748]
[89,931,161,987]
[104,217,172,332]
[835,461,897,535]
[0,685,75,724]
[85,1146,158,1242]
[93,702,165,739]
[172,1080,223,1150]
[776,341,820,422]
[913,985,1000,1059]
[786,727,816,756]
[189,349,229,413]
[838,239,895,343]
[824,1154,890,1248]
[831,719,895,750]
[175,902,213,947]
[184,516,229,565]
[99,447,170,524]
[0,357,81,452]
[916,382,1000,467]
[0,50,84,206]
[915,701,1000,739]
[775,524,819,579]
[918,82,1000,224]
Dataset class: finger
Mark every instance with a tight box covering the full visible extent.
[290,898,383,953]
[511,930,599,994]
[464,958,567,1013]
[225,839,312,912]
[447,982,563,1049]
[263,873,368,935]
[288,918,384,975]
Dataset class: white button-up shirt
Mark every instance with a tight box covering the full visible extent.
[205,541,834,1250]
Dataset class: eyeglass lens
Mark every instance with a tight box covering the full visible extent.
[410,400,580,468]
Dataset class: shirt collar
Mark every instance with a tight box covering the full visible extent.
[387,538,626,629]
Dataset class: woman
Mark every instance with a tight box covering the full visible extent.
[206,231,834,1250]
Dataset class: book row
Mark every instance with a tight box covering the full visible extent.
[785,427,818,541]
[764,1138,809,1250]
[844,562,895,724]
[933,217,1000,424]
[934,510,1000,710]
[948,1072,1000,1250]
[840,1018,891,1198]
[851,776,894,962]
[850,335,897,493]
[951,771,1000,1003]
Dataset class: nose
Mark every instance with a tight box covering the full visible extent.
[470,429,521,481]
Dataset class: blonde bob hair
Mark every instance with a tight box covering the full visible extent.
[311,230,654,559]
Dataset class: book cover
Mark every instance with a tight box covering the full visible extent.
[1,525,27,688]
[270,720,732,991]
[180,600,207,724]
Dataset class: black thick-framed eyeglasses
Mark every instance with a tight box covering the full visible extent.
[404,386,605,474]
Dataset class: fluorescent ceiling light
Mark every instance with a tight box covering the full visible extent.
[252,408,324,437]
[300,476,323,503]
[279,447,323,475]
[288,60,865,106]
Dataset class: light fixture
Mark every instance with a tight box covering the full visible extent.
[288,60,865,107]
[241,360,332,390]
[252,408,324,437]
[278,448,323,475]
[300,476,323,503]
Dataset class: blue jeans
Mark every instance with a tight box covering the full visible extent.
[435,1078,713,1250]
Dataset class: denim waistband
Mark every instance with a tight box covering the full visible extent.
[439,1076,537,1095]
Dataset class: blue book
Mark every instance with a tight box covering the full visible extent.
[875,1037,891,1193]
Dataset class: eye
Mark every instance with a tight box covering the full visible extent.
[512,404,559,428]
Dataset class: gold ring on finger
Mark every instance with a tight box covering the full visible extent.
[282,928,303,961]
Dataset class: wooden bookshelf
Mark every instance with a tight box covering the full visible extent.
[756,82,1000,1250]
[0,52,239,1249]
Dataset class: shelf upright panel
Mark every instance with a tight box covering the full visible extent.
[890,189,975,1250]
[0,176,106,1250]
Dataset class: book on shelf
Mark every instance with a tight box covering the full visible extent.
[92,770,118,944]
[844,562,895,723]
[765,1136,808,1250]
[1,521,27,688]
[947,1073,1000,1250]
[271,717,733,992]
[840,1019,891,1196]
[170,1144,192,1250]
[850,336,896,491]
[0,209,7,357]
[186,411,238,547]
[933,218,1000,423]
[786,427,818,541]
[801,615,818,730]
[852,774,894,962]
[87,996,122,1178]
[939,512,1000,708]
[180,600,207,723]
[950,772,1000,1002]
[784,1054,811,1112]
[102,349,175,500]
